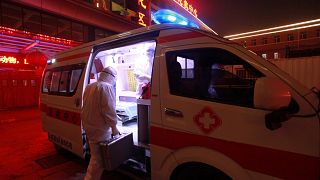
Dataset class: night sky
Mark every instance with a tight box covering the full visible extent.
[193,0,320,36]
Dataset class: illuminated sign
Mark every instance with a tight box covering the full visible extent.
[0,56,29,65]
[0,56,18,64]
[173,0,198,17]
[138,12,147,26]
[35,34,72,45]
[0,26,79,46]
[138,0,151,27]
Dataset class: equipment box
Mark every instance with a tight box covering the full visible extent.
[100,132,133,170]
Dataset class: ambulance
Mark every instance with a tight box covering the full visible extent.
[40,16,319,179]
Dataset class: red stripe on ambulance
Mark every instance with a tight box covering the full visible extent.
[57,51,91,62]
[157,31,205,43]
[150,126,319,179]
[44,105,81,126]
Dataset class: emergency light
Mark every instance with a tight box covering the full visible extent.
[152,9,199,28]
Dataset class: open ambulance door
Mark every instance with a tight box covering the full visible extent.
[84,38,157,169]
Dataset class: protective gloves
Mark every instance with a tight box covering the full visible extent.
[111,126,120,138]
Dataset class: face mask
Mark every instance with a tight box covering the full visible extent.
[112,78,116,86]
[113,81,116,97]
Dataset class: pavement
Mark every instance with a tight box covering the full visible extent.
[0,107,88,180]
[0,106,145,180]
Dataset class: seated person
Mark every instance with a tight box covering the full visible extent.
[208,64,225,99]
[168,60,182,95]
[134,49,154,97]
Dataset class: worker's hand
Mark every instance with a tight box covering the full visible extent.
[111,126,120,137]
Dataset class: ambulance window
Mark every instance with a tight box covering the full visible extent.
[50,71,61,92]
[42,71,52,93]
[166,48,264,107]
[177,56,194,79]
[70,69,82,92]
[59,71,69,93]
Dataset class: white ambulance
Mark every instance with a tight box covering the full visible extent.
[40,23,319,179]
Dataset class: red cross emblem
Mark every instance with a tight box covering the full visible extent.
[193,106,222,134]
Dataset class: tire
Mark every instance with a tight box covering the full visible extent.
[171,163,231,180]
[53,143,69,155]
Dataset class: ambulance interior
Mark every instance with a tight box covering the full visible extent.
[90,40,156,145]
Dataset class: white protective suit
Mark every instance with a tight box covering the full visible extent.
[134,48,154,96]
[81,66,118,180]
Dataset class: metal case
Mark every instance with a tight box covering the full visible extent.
[99,132,133,170]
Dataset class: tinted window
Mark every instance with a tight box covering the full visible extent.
[166,48,264,107]
[23,9,41,33]
[50,71,61,92]
[42,71,53,93]
[177,56,194,79]
[59,71,69,92]
[58,18,71,39]
[70,69,82,92]
[2,3,22,30]
[42,14,57,36]
[42,64,84,96]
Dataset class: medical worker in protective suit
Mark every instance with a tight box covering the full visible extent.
[134,48,154,97]
[81,66,119,180]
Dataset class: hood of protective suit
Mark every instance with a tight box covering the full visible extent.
[99,66,117,85]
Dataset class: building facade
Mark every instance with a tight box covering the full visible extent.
[0,0,144,108]
[224,19,320,60]
[0,0,203,108]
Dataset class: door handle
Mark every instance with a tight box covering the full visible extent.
[165,108,183,118]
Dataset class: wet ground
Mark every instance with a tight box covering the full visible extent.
[0,107,142,180]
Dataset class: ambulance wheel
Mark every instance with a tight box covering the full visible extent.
[171,162,231,180]
[53,143,69,155]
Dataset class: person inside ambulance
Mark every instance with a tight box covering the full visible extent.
[134,48,154,97]
[208,63,224,98]
[81,66,120,180]
[168,59,182,95]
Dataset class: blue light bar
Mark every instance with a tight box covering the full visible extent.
[152,9,199,28]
